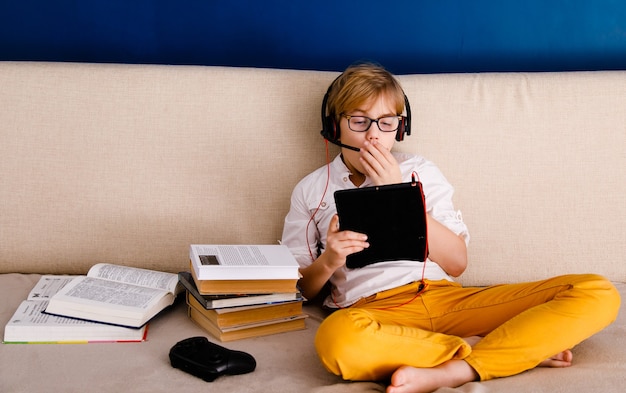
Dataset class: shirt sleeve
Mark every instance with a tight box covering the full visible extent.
[416,158,470,245]
[281,179,320,268]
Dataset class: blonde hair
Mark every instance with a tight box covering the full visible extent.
[326,63,405,122]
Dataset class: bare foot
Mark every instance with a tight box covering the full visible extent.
[538,349,573,368]
[386,339,572,393]
[386,360,478,393]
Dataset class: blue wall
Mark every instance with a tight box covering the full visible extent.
[1,0,626,74]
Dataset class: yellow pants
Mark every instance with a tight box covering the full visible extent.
[314,274,620,381]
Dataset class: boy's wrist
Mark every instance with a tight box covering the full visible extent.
[319,251,344,274]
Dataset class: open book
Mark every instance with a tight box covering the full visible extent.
[3,276,148,343]
[45,264,182,328]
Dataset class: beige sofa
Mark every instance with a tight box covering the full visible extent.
[1,62,624,393]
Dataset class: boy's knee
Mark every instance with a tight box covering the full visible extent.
[572,274,621,323]
[314,309,378,379]
[595,276,621,320]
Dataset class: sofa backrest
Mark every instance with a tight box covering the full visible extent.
[395,72,626,285]
[1,62,624,286]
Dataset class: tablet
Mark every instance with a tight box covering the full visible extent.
[334,181,428,269]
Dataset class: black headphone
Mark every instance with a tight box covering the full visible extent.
[320,76,412,146]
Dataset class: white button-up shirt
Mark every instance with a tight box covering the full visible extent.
[281,152,469,308]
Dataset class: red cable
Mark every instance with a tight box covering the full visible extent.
[305,139,332,261]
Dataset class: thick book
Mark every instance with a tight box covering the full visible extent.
[186,291,304,329]
[189,244,300,295]
[178,271,302,309]
[44,263,182,328]
[190,244,300,281]
[188,304,307,342]
[3,276,148,343]
[189,265,299,295]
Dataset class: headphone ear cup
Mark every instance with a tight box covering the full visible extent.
[323,115,339,141]
[396,116,407,142]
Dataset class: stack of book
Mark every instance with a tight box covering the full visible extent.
[184,244,306,342]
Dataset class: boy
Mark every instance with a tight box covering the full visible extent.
[281,63,620,393]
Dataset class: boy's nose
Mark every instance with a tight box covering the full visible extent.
[365,122,381,140]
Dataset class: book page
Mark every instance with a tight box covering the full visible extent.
[189,244,300,281]
[28,275,75,300]
[87,263,179,294]
[195,245,271,266]
[4,300,147,343]
[58,276,169,312]
[12,299,147,330]
[45,275,177,327]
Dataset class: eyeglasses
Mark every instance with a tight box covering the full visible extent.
[341,114,401,132]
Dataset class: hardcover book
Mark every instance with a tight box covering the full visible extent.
[179,271,302,309]
[186,291,304,328]
[3,276,148,343]
[188,303,307,342]
[44,264,182,328]
[189,244,300,280]
[189,244,300,295]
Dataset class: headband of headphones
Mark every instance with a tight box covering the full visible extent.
[320,74,412,144]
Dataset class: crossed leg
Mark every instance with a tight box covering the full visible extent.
[386,337,573,393]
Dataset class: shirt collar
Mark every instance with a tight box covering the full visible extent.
[331,154,375,188]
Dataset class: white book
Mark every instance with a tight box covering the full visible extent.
[44,264,182,328]
[189,244,300,281]
[3,276,147,343]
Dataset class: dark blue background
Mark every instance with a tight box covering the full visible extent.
[2,0,626,74]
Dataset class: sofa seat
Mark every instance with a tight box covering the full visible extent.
[2,273,625,393]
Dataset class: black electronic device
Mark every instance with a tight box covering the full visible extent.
[169,336,256,382]
[334,180,428,269]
